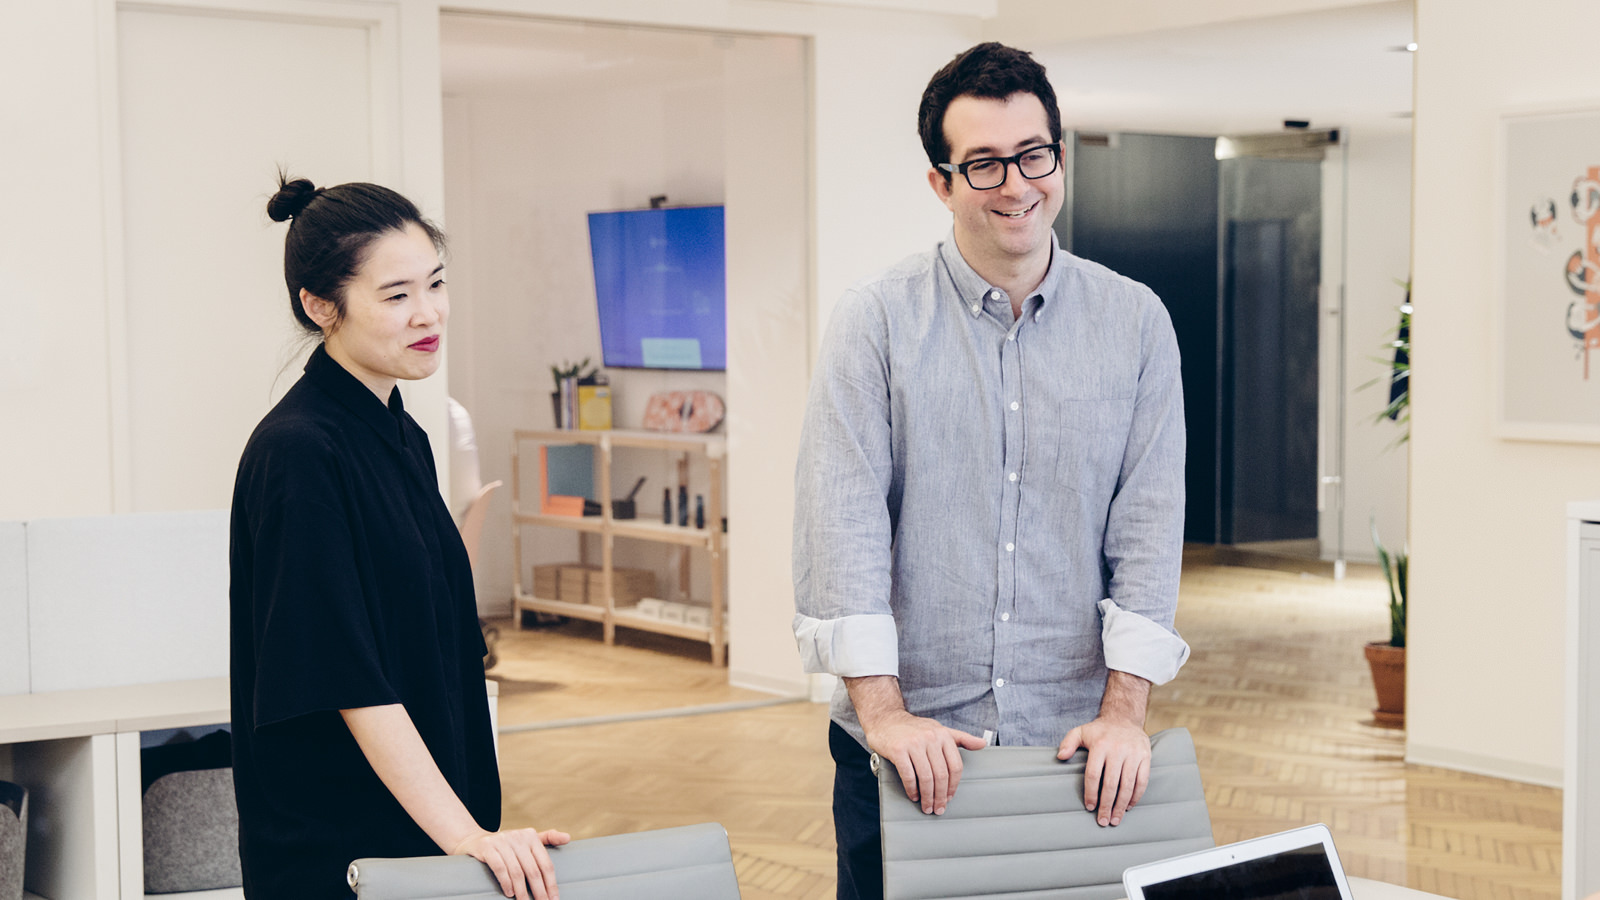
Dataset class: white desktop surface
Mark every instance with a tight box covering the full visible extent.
[1347,876,1450,899]
[1120,877,1447,900]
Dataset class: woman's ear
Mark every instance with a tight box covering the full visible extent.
[300,288,339,332]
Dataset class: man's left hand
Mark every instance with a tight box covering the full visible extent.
[1056,671,1154,827]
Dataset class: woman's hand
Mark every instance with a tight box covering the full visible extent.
[451,827,572,900]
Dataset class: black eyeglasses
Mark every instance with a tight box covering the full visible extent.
[939,143,1061,190]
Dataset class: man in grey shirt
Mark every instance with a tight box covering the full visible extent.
[792,42,1190,900]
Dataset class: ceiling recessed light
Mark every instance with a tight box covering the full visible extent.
[1405,42,1418,52]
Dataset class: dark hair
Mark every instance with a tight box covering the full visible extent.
[266,172,446,335]
[918,42,1062,181]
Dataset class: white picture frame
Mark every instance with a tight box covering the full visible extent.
[1496,105,1600,442]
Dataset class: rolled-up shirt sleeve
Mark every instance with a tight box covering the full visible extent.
[1101,290,1189,684]
[792,287,900,678]
[1098,599,1189,685]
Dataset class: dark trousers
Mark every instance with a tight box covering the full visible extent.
[830,722,883,900]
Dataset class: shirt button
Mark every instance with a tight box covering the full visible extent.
[1009,401,1019,411]
[995,678,1006,688]
[1001,612,1011,622]
[988,290,1001,301]
[1008,472,1018,482]
[1034,311,1041,322]
[971,304,980,314]
[1006,542,1015,552]
[1007,334,1016,342]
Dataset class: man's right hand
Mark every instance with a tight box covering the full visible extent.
[844,675,988,815]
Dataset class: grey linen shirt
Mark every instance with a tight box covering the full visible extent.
[792,231,1190,749]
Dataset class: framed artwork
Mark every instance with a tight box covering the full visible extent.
[1497,106,1600,441]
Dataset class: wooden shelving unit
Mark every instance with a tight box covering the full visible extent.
[510,428,728,666]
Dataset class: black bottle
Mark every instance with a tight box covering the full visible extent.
[662,488,672,524]
[677,485,689,527]
[694,494,705,530]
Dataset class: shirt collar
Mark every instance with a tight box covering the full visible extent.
[303,344,406,450]
[937,229,1066,320]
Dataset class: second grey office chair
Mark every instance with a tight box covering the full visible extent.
[348,822,741,900]
[878,727,1214,900]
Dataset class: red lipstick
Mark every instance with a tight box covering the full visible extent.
[410,335,440,352]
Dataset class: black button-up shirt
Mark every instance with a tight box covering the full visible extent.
[229,345,498,898]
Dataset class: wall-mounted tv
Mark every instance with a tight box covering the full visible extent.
[587,205,726,371]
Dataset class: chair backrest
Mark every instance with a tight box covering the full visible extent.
[458,480,503,572]
[878,727,1213,900]
[348,822,741,900]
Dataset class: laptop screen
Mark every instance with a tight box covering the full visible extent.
[1139,844,1343,900]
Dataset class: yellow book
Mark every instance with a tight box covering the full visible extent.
[578,384,612,430]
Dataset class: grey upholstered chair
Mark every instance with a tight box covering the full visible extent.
[878,727,1214,900]
[348,822,741,900]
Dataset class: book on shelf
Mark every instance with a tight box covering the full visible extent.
[538,444,594,517]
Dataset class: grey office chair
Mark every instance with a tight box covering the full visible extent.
[348,822,741,900]
[878,727,1214,900]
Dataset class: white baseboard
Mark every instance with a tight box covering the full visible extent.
[728,668,808,698]
[1405,742,1562,788]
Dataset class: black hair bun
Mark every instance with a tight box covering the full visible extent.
[267,176,320,222]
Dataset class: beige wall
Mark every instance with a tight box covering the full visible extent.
[0,0,450,520]
[1409,0,1599,785]
[986,0,1389,44]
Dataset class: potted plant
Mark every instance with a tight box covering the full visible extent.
[550,358,595,428]
[1363,284,1410,726]
[1366,521,1407,726]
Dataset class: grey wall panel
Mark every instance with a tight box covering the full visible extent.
[27,510,228,692]
[0,522,28,695]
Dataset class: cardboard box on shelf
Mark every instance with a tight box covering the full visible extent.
[532,564,561,599]
[590,567,655,606]
[558,565,598,603]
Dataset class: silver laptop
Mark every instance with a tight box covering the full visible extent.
[1123,823,1355,900]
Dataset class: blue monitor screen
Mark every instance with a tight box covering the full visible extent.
[587,205,726,371]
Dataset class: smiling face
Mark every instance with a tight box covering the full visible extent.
[928,92,1064,288]
[303,222,448,400]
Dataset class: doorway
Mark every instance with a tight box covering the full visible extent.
[1060,128,1347,571]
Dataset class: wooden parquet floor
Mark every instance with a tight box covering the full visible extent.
[489,562,1562,900]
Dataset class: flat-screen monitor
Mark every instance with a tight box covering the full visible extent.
[587,205,726,371]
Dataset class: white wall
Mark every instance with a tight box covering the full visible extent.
[1,0,452,520]
[987,0,1389,45]
[0,1,116,519]
[1323,129,1413,563]
[1409,0,1599,785]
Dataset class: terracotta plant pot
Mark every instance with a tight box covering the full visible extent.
[1364,641,1406,727]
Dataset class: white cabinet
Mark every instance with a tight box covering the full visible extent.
[1566,503,1600,900]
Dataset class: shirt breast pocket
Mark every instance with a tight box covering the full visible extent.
[1052,398,1134,496]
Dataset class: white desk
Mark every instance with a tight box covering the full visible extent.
[1347,876,1454,899]
[0,678,231,900]
[0,677,498,900]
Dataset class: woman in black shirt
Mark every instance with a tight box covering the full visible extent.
[229,176,567,899]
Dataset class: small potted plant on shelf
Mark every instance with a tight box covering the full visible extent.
[1366,520,1407,726]
[550,358,595,428]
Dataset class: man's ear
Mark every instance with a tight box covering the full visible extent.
[927,167,955,211]
[300,288,339,332]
